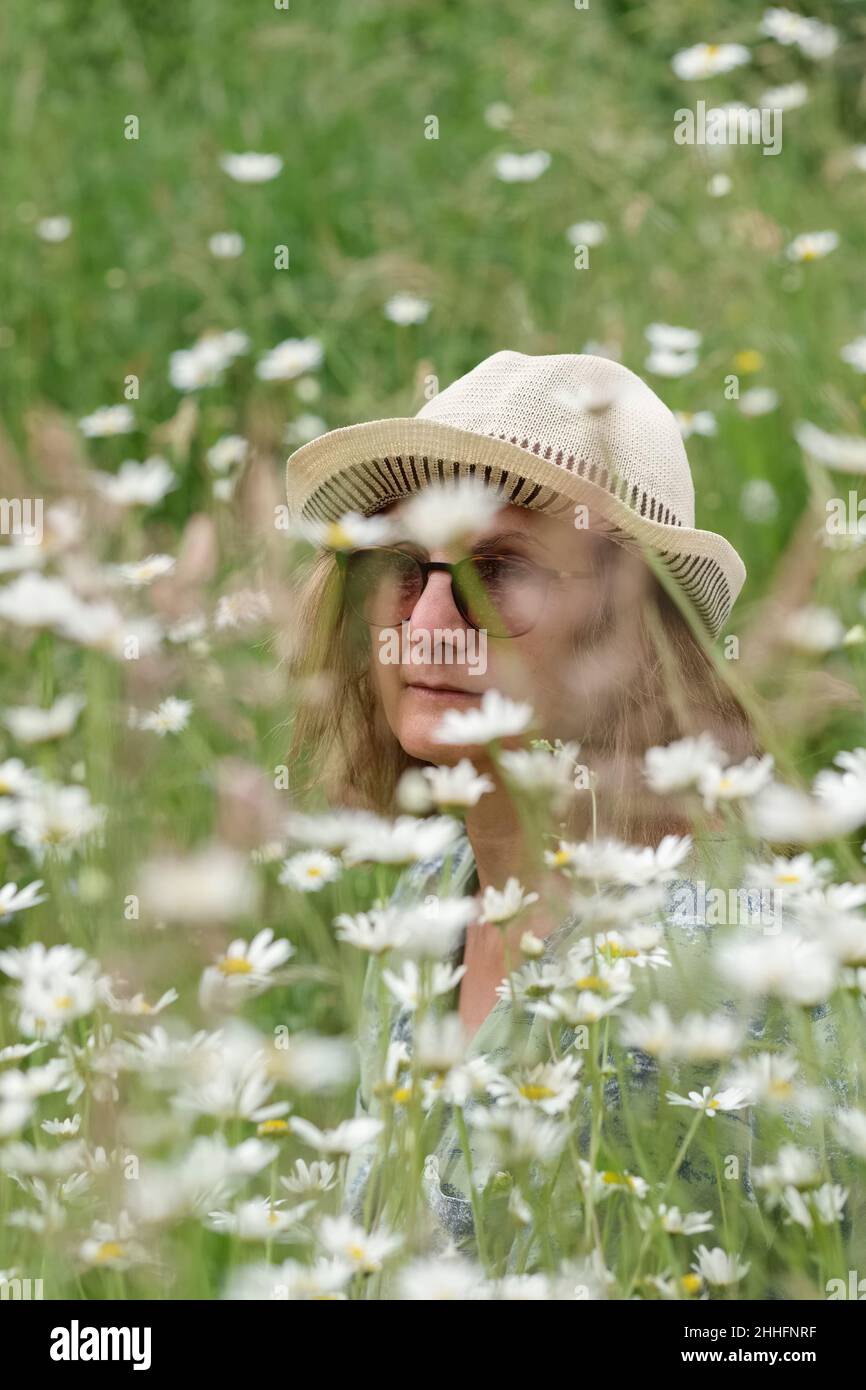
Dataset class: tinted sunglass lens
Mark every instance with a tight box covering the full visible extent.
[345,550,422,627]
[457,556,547,637]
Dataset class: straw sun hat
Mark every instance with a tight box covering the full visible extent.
[285,350,746,637]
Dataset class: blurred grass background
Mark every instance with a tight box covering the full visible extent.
[1,0,865,738]
[1,0,866,1297]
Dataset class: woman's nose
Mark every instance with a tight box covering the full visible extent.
[408,570,468,632]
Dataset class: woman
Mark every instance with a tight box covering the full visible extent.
[283,352,839,1293]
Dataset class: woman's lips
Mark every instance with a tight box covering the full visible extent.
[403,681,482,699]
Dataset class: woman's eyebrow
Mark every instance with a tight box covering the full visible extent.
[469,529,540,553]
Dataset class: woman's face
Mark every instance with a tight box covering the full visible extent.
[361,498,655,765]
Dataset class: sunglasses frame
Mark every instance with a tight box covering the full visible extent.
[335,545,596,638]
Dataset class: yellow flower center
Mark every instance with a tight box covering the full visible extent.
[258,1119,289,1135]
[218,956,253,975]
[391,1085,412,1105]
[347,1243,366,1262]
[95,1241,125,1263]
[576,974,605,991]
[325,523,353,549]
[551,849,571,867]
[681,1272,703,1294]
[777,873,800,884]
[733,349,763,373]
[54,995,73,1011]
[520,1083,556,1102]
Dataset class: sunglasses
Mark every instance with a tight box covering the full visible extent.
[336,546,597,639]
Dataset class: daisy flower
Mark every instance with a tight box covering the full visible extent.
[280,1159,338,1195]
[36,216,72,242]
[743,852,832,898]
[208,232,245,259]
[432,689,534,746]
[834,1109,866,1159]
[840,336,866,373]
[3,694,84,745]
[479,877,539,924]
[41,1114,81,1137]
[674,410,716,439]
[207,1197,315,1241]
[645,323,702,353]
[759,8,838,60]
[487,1054,582,1115]
[723,1052,805,1110]
[91,457,177,506]
[794,421,866,473]
[782,1183,847,1231]
[494,150,551,182]
[14,783,105,861]
[113,554,176,587]
[318,1214,401,1274]
[382,959,467,1011]
[697,754,774,812]
[136,845,259,923]
[256,337,323,381]
[206,435,248,473]
[284,413,327,445]
[671,42,750,80]
[421,759,494,809]
[78,405,135,437]
[296,509,393,551]
[279,851,341,893]
[398,1255,486,1300]
[213,589,271,630]
[396,477,505,549]
[760,82,809,111]
[383,293,431,325]
[334,907,408,954]
[200,928,294,1009]
[644,734,726,794]
[717,932,837,1005]
[691,1245,749,1286]
[498,741,581,807]
[343,814,461,865]
[752,1144,821,1197]
[565,221,607,247]
[0,881,47,920]
[546,833,692,887]
[739,389,779,418]
[219,152,283,182]
[287,1115,384,1156]
[786,231,838,262]
[135,697,192,736]
[644,348,698,378]
[666,1084,751,1117]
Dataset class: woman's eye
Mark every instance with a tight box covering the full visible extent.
[474,556,530,586]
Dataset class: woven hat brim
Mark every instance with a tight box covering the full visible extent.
[285,417,746,638]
